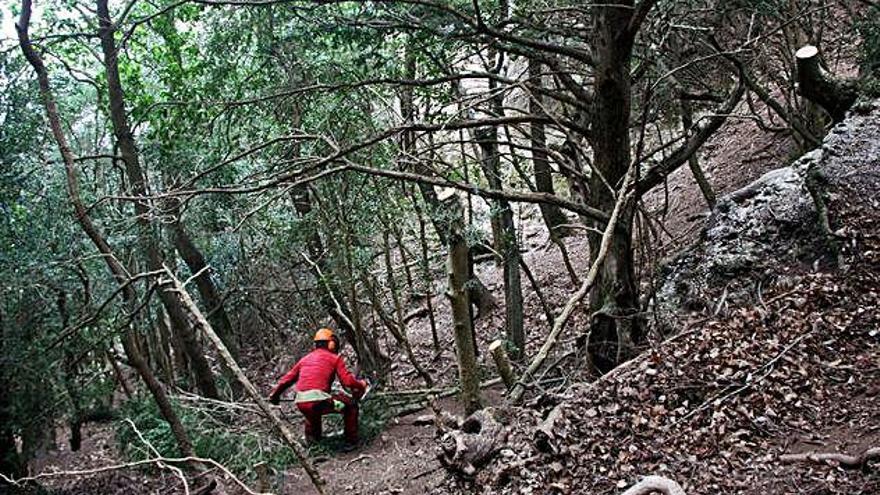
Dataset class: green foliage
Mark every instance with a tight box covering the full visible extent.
[116,396,296,474]
[116,392,391,475]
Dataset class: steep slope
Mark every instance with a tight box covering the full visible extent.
[467,100,880,494]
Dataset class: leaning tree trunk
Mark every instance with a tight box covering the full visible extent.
[680,99,716,208]
[168,207,244,396]
[795,45,858,123]
[96,0,218,399]
[16,1,195,456]
[584,2,643,373]
[476,39,524,358]
[443,194,482,415]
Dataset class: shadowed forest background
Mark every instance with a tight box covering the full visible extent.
[1,0,879,493]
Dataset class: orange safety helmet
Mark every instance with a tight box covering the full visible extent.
[314,328,337,352]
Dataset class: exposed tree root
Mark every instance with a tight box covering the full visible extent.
[619,475,686,495]
[780,447,880,468]
[437,408,508,477]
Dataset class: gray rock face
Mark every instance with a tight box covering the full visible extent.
[655,99,880,330]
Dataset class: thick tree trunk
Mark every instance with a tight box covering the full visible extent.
[584,3,643,373]
[443,194,482,414]
[528,58,571,237]
[795,45,858,123]
[168,211,243,396]
[154,308,176,385]
[475,127,525,359]
[16,2,195,457]
[96,0,218,399]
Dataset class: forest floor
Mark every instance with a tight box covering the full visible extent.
[23,98,879,495]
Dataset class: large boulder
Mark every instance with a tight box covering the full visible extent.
[655,99,880,331]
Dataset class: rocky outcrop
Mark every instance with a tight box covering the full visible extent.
[655,99,880,330]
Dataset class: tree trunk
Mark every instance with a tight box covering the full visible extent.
[16,2,195,456]
[795,45,858,123]
[584,3,643,373]
[680,99,716,208]
[528,58,571,237]
[475,127,525,359]
[443,194,482,414]
[154,307,176,385]
[168,209,243,396]
[96,0,218,399]
[169,215,239,360]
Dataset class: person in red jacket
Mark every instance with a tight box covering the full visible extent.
[268,328,367,449]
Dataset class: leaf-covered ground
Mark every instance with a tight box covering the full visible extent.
[453,102,880,495]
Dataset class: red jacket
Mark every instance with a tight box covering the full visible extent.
[270,348,364,399]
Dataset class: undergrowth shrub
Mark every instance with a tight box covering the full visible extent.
[115,390,393,475]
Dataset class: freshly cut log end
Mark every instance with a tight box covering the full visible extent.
[795,44,858,123]
[796,45,819,60]
[489,340,516,389]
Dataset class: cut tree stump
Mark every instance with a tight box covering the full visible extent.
[795,45,858,123]
[489,340,516,389]
[437,408,507,477]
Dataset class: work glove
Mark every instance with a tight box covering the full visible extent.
[269,394,280,405]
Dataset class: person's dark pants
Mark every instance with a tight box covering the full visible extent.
[296,392,359,445]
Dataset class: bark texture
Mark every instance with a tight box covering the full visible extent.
[584,2,643,373]
[528,58,571,237]
[475,127,525,359]
[443,194,482,414]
